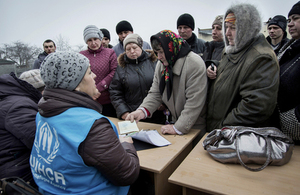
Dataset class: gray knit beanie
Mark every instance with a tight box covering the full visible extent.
[19,69,45,89]
[83,25,104,43]
[212,15,223,27]
[40,51,89,91]
[123,33,143,50]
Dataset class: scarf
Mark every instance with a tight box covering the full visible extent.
[150,30,191,101]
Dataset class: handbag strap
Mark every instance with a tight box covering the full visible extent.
[235,133,271,172]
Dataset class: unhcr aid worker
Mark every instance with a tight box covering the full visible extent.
[30,51,139,195]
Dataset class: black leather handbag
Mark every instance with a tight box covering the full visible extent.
[203,126,294,171]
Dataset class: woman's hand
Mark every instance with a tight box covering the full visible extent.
[121,112,130,120]
[207,66,217,80]
[161,124,177,135]
[125,110,145,123]
[119,136,133,144]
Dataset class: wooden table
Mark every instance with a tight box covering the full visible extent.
[168,133,300,195]
[108,117,201,195]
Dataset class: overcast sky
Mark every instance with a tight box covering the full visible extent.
[0,0,295,49]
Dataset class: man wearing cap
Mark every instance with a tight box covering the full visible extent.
[275,1,300,143]
[100,28,113,48]
[266,15,289,55]
[80,25,118,117]
[177,13,206,57]
[112,20,151,57]
[32,39,56,69]
[0,69,45,188]
[203,15,225,63]
[207,3,279,132]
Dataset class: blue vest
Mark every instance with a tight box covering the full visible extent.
[30,107,129,195]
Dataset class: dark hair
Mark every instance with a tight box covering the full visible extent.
[151,38,161,51]
[43,39,56,47]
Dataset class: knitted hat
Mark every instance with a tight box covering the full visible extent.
[19,69,45,89]
[177,13,195,30]
[123,33,143,50]
[212,15,223,27]
[100,28,111,40]
[268,15,287,32]
[40,51,89,91]
[83,25,103,43]
[116,20,133,34]
[225,13,236,25]
[288,1,300,17]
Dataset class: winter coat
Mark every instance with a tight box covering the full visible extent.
[32,51,48,69]
[202,41,225,63]
[276,38,300,142]
[36,88,140,188]
[80,46,118,105]
[140,51,208,134]
[207,4,279,132]
[266,32,290,55]
[113,40,151,57]
[109,50,165,124]
[0,72,42,186]
[186,33,206,57]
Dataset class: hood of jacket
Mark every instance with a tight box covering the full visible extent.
[117,49,157,67]
[224,3,262,54]
[0,72,42,102]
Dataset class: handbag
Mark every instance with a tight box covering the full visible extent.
[202,126,294,171]
[0,177,42,195]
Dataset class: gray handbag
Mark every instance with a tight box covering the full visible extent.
[203,126,294,171]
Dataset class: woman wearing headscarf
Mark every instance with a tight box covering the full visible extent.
[206,3,279,132]
[80,25,118,117]
[126,30,207,135]
[109,34,165,124]
[30,51,139,195]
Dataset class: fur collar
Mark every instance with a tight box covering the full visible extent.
[117,49,157,67]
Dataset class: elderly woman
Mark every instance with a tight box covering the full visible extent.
[126,30,207,135]
[109,34,165,124]
[206,3,279,132]
[80,25,118,117]
[30,52,139,195]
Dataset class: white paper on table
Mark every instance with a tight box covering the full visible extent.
[118,121,139,135]
[130,130,171,147]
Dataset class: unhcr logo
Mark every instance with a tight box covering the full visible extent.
[34,121,60,164]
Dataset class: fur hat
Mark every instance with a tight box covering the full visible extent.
[19,69,45,89]
[268,15,287,32]
[40,51,89,91]
[100,28,110,40]
[177,13,195,30]
[123,34,143,50]
[83,25,103,43]
[288,1,300,17]
[212,15,223,27]
[116,20,133,34]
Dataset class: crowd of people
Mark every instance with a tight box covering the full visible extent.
[1,1,299,194]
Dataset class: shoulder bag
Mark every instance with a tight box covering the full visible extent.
[202,126,294,171]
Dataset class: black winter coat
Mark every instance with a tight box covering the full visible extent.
[0,72,42,186]
[109,50,165,124]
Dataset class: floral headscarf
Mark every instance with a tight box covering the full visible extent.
[150,30,191,101]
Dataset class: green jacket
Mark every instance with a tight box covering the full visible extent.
[207,34,279,132]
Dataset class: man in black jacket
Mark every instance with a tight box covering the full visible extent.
[32,39,56,69]
[266,15,289,55]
